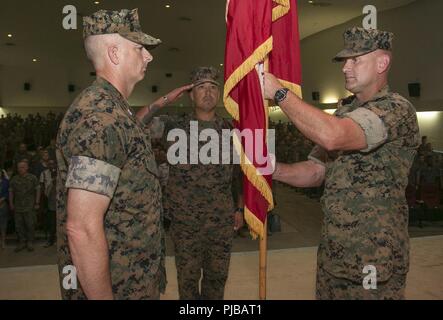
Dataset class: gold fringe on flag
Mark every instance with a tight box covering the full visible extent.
[224,37,273,121]
[272,0,290,21]
[224,0,300,239]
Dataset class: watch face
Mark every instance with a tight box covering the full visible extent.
[275,88,288,103]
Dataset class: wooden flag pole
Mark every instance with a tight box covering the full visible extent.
[258,59,269,300]
[259,219,268,300]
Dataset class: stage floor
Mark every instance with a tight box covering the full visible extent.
[0,235,442,300]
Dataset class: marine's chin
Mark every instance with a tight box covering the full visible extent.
[139,71,147,81]
[344,82,357,94]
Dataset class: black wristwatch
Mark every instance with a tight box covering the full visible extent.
[274,88,290,104]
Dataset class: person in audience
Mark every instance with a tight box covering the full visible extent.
[39,158,57,247]
[0,169,10,249]
[13,143,32,169]
[9,160,40,252]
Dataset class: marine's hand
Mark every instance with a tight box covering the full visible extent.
[162,84,194,107]
[264,72,283,100]
[234,211,244,231]
[138,84,194,123]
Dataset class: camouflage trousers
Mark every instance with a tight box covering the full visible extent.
[315,260,406,300]
[14,210,35,244]
[170,220,234,300]
[59,270,161,300]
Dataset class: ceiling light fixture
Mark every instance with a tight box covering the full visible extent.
[165,5,171,8]
[32,58,38,62]
[309,1,332,7]
[7,34,13,38]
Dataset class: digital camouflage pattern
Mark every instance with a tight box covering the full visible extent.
[56,77,166,300]
[162,113,241,300]
[333,27,394,62]
[83,8,161,50]
[309,85,420,298]
[10,173,39,212]
[13,210,36,245]
[10,173,39,244]
[316,259,406,300]
[190,66,221,87]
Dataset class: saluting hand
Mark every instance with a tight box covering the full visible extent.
[161,84,194,107]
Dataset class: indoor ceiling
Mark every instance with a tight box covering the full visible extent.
[0,0,416,73]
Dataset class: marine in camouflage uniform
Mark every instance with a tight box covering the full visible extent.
[56,8,165,300]
[145,67,243,300]
[269,27,420,299]
[9,161,40,252]
[164,114,242,300]
[310,84,420,299]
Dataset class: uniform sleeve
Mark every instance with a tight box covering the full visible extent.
[148,117,166,140]
[343,97,417,153]
[308,145,329,167]
[343,107,388,152]
[8,177,15,193]
[32,175,40,191]
[161,116,178,150]
[64,113,127,198]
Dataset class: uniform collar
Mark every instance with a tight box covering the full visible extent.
[189,112,222,123]
[93,77,136,118]
[94,77,125,100]
[351,85,391,108]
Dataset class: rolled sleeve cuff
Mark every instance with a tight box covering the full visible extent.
[308,155,326,167]
[66,156,121,198]
[344,107,388,152]
[308,145,328,167]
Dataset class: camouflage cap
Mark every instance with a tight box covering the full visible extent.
[83,8,161,50]
[333,27,394,62]
[190,67,220,87]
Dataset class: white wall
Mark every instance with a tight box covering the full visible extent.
[1,0,442,150]
[1,0,441,110]
[416,112,443,151]
[0,64,202,109]
[300,0,443,111]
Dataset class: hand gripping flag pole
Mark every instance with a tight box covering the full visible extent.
[224,0,302,299]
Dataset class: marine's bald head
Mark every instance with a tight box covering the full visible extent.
[84,33,124,71]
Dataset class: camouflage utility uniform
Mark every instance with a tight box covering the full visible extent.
[310,85,420,299]
[10,173,39,245]
[56,77,166,300]
[163,113,241,300]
